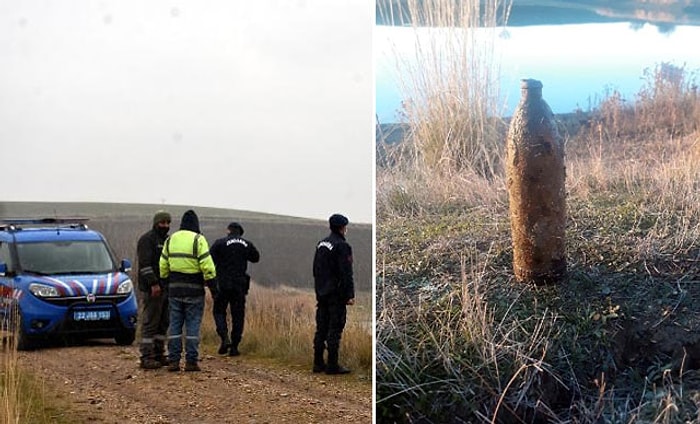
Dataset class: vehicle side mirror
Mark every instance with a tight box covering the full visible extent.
[0,262,6,277]
[120,259,132,273]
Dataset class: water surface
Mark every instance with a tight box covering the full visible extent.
[375,2,700,121]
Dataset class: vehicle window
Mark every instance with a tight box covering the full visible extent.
[0,242,13,272]
[16,240,115,275]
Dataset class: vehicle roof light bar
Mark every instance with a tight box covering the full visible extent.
[0,217,90,231]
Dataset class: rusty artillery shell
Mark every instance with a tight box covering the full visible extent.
[506,79,566,285]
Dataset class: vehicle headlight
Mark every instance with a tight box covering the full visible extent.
[117,279,133,294]
[29,283,60,297]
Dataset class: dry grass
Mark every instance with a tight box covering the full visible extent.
[1,308,69,424]
[378,0,511,177]
[0,309,21,424]
[198,283,372,377]
[377,50,700,423]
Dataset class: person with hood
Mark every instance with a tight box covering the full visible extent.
[136,210,171,369]
[312,213,355,375]
[159,209,216,372]
[209,222,260,356]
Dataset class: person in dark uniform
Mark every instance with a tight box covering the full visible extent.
[137,210,171,369]
[209,222,260,356]
[312,213,355,374]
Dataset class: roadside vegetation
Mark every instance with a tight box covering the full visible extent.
[1,309,74,424]
[201,283,372,377]
[376,0,700,422]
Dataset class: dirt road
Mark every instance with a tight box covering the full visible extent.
[19,341,372,424]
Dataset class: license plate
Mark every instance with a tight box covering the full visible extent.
[73,310,111,321]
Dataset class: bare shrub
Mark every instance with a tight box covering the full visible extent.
[378,0,511,177]
[586,62,700,140]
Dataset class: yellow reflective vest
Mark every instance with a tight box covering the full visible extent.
[160,230,216,289]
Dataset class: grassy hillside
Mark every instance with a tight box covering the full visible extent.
[0,201,372,292]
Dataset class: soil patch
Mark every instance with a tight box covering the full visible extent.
[19,341,371,424]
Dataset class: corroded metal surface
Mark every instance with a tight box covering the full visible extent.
[506,79,566,284]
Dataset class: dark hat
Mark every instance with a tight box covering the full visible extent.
[152,210,171,226]
[329,213,349,229]
[227,222,244,235]
[180,209,200,233]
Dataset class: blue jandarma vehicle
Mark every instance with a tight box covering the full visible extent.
[0,218,137,349]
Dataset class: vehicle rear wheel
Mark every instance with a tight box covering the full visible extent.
[115,329,135,346]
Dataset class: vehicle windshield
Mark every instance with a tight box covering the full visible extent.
[16,240,116,275]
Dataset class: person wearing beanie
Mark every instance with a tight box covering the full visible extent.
[312,213,355,374]
[136,210,172,369]
[209,221,261,356]
[159,209,216,372]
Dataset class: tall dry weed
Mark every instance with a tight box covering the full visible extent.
[378,0,511,177]
[200,283,372,375]
[589,62,700,139]
[1,310,21,424]
[0,307,40,424]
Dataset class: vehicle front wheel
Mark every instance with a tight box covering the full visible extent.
[115,329,135,346]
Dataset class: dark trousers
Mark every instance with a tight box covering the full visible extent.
[139,290,169,361]
[313,293,347,352]
[213,288,246,346]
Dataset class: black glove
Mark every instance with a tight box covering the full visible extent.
[206,279,219,298]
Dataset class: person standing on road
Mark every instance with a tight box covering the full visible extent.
[159,209,216,372]
[136,210,171,369]
[209,222,260,356]
[312,213,355,375]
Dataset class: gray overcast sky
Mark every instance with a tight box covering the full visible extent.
[0,0,373,223]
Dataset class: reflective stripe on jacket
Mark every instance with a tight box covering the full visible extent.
[160,230,216,281]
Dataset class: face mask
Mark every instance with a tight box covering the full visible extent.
[155,226,169,238]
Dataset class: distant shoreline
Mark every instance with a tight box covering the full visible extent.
[376,1,700,28]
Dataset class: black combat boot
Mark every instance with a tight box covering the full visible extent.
[184,362,201,372]
[229,344,240,357]
[312,347,326,373]
[154,355,168,367]
[139,345,161,369]
[325,348,350,375]
[229,335,241,356]
[140,358,161,370]
[218,337,231,355]
[154,342,167,367]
